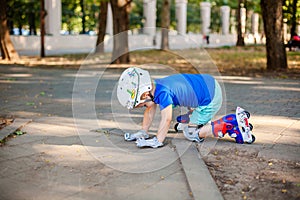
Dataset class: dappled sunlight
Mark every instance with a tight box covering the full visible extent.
[247,115,299,145]
[254,85,300,92]
[2,73,33,78]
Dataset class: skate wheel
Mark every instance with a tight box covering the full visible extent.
[246,134,255,144]
[244,111,250,119]
[174,123,179,132]
[249,123,253,131]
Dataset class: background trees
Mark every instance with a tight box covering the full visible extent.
[4,0,299,37]
[261,0,287,70]
[0,0,19,60]
[0,0,299,69]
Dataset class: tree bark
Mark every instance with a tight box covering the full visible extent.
[161,0,170,50]
[40,0,46,58]
[0,0,19,60]
[290,0,298,37]
[261,0,287,70]
[80,0,86,34]
[95,1,108,54]
[110,0,131,64]
[236,0,245,46]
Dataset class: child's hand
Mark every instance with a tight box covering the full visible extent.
[136,137,163,148]
[124,130,149,141]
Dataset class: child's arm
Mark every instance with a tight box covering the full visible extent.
[142,103,157,132]
[156,104,173,143]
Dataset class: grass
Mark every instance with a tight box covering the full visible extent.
[130,46,300,78]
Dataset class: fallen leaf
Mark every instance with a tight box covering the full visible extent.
[26,102,35,106]
[281,189,287,193]
[14,130,25,135]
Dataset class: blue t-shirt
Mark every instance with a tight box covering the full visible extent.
[153,74,215,110]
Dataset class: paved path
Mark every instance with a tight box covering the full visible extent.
[0,63,299,200]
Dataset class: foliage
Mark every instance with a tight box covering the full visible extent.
[283,0,300,27]
[4,0,299,36]
[61,0,100,34]
[129,0,144,30]
[7,0,40,35]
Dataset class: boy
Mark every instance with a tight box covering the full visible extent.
[117,67,226,148]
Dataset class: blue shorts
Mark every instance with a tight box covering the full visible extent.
[189,80,222,125]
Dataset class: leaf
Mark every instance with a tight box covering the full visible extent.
[14,130,24,135]
[26,102,35,106]
[281,189,287,193]
[39,91,46,96]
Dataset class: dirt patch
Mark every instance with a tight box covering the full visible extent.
[0,117,14,146]
[0,118,14,130]
[203,147,300,200]
[0,46,299,79]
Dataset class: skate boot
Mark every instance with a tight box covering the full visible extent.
[211,115,235,138]
[211,107,255,144]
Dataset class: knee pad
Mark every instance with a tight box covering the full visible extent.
[176,113,190,123]
[176,110,193,124]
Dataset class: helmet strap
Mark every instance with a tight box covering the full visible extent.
[148,91,154,101]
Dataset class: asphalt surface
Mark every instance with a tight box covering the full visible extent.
[0,62,299,200]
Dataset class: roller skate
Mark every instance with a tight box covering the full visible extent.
[211,107,255,144]
[174,111,204,143]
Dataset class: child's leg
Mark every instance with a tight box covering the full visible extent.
[198,114,236,138]
[182,80,222,143]
[189,80,222,126]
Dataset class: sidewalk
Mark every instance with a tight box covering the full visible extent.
[0,64,299,200]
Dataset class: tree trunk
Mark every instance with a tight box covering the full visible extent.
[0,0,19,60]
[80,0,86,34]
[161,0,170,50]
[290,0,298,37]
[236,0,245,46]
[261,0,287,70]
[110,0,131,64]
[29,11,37,35]
[95,1,108,54]
[40,0,46,58]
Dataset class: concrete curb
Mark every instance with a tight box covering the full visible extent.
[174,139,224,200]
[0,118,32,141]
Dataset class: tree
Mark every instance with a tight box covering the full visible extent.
[95,1,108,53]
[161,0,170,50]
[261,0,287,70]
[80,0,86,34]
[236,0,245,46]
[110,0,131,64]
[0,0,19,60]
[40,0,46,57]
[290,0,299,36]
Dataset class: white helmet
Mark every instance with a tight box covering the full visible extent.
[117,67,152,109]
